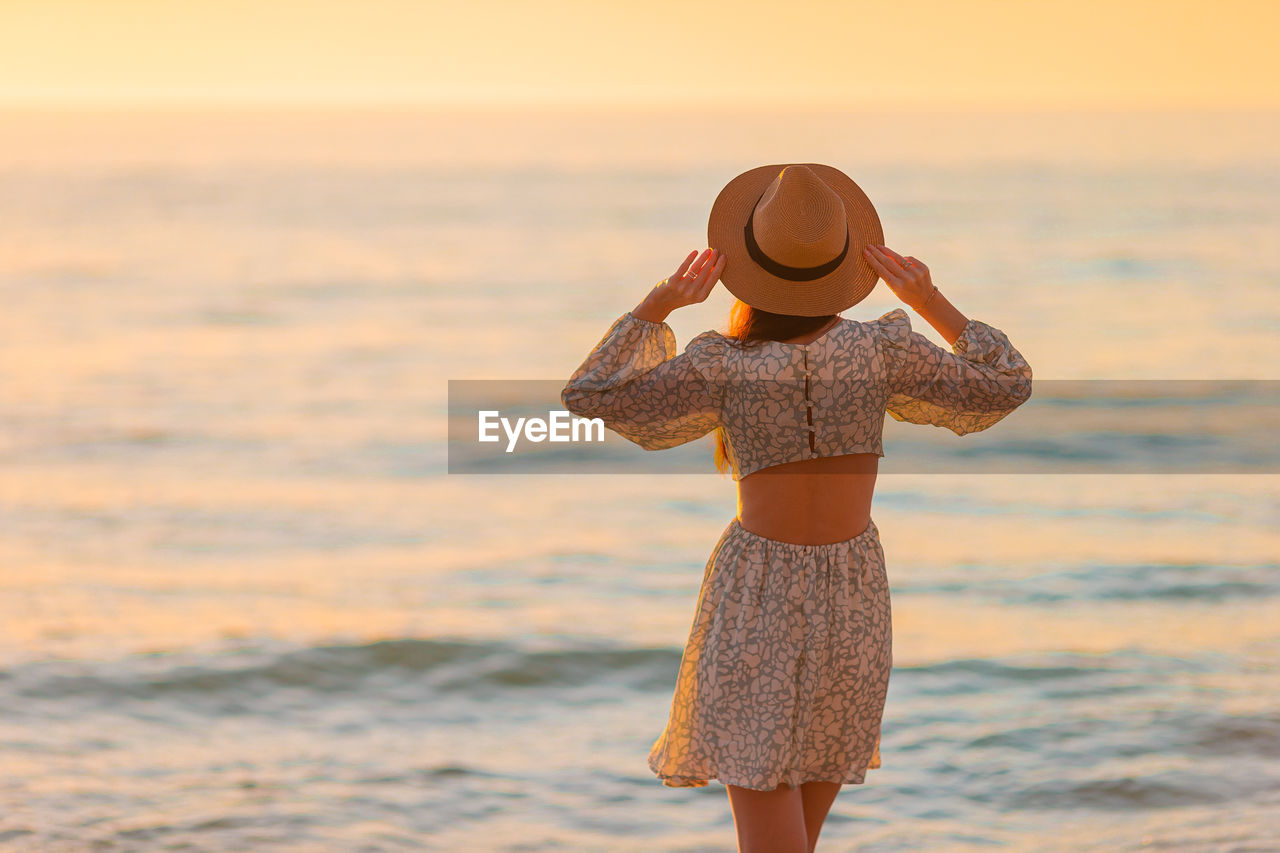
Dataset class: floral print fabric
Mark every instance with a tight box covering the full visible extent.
[560,307,1032,480]
[646,517,892,791]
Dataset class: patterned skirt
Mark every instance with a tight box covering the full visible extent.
[647,516,891,792]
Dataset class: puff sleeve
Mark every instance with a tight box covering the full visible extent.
[875,307,1033,435]
[560,312,727,450]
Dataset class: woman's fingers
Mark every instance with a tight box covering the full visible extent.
[697,248,721,280]
[658,249,720,308]
[863,245,900,282]
[865,244,927,281]
[878,245,913,270]
[694,252,725,300]
[882,247,928,282]
[673,250,698,281]
[676,249,712,284]
[684,249,720,302]
[694,247,715,275]
[863,244,935,309]
[689,248,716,279]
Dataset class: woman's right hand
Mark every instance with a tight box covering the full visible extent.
[863,244,936,311]
[632,248,725,323]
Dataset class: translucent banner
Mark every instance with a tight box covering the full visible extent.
[447,380,1280,475]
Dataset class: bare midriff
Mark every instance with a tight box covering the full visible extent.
[736,452,879,545]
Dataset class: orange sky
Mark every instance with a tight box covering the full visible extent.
[1,0,1276,108]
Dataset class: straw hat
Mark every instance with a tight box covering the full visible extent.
[707,163,884,316]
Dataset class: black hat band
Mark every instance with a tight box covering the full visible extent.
[743,189,850,282]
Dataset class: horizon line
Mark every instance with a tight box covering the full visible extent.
[0,97,1277,114]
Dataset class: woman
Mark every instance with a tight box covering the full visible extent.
[560,164,1032,853]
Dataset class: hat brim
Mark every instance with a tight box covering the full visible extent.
[707,163,884,316]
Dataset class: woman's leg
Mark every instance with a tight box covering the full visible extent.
[799,781,842,852]
[725,782,809,853]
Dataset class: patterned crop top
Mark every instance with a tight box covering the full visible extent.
[560,307,1033,481]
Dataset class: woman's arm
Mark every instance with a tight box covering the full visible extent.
[863,244,1033,435]
[631,247,725,324]
[864,244,967,344]
[913,288,968,346]
[559,312,725,450]
[559,248,729,451]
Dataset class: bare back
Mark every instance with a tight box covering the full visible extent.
[734,320,877,545]
[737,444,878,546]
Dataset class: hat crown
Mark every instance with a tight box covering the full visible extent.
[751,165,848,268]
[707,161,883,316]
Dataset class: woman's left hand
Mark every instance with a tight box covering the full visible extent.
[632,248,725,323]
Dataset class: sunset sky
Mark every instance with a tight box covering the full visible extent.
[0,0,1277,108]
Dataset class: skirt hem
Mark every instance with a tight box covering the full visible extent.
[648,762,879,792]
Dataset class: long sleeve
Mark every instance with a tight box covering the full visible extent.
[875,307,1033,435]
[560,311,726,450]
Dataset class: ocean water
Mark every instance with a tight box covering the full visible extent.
[0,106,1278,851]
